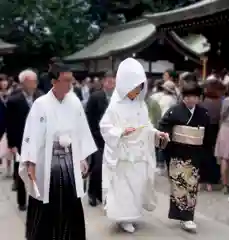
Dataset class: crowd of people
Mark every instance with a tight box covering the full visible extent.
[148,69,229,194]
[0,57,229,239]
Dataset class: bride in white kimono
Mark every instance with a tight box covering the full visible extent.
[100,58,169,233]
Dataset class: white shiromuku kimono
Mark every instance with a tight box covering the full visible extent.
[19,90,97,203]
[100,58,158,222]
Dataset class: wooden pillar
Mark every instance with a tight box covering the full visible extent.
[110,56,114,72]
[148,60,152,73]
[201,56,208,81]
[94,60,98,72]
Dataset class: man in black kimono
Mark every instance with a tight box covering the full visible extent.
[6,69,43,211]
[38,57,61,93]
[159,82,209,232]
[86,71,115,206]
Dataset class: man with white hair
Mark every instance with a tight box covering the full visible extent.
[6,69,43,211]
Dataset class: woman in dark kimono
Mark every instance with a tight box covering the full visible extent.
[159,82,209,232]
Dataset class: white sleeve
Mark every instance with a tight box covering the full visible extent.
[99,107,123,152]
[20,100,46,164]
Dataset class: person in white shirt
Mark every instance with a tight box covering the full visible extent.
[159,81,178,116]
[81,77,91,107]
[19,63,97,240]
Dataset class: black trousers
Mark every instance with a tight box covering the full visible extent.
[14,161,26,207]
[88,149,103,202]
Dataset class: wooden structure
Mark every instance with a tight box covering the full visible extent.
[0,39,16,55]
[145,0,229,72]
[0,39,17,70]
[64,18,209,73]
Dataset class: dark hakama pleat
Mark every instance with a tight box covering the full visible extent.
[26,143,86,240]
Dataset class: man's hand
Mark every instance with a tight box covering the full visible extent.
[80,160,89,176]
[27,162,36,181]
[10,147,17,154]
[123,127,136,136]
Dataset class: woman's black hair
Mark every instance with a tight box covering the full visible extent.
[182,72,198,83]
[154,79,164,91]
[182,82,203,97]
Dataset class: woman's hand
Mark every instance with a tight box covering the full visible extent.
[155,131,170,148]
[156,131,170,141]
[123,127,136,136]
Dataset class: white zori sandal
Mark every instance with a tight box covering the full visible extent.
[120,223,135,233]
[180,221,197,231]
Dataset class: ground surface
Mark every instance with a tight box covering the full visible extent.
[1,169,229,240]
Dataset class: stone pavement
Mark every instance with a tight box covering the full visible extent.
[1,172,229,240]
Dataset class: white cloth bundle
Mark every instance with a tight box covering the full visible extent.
[58,134,72,147]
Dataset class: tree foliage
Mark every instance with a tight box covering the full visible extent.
[0,0,95,56]
[0,0,201,57]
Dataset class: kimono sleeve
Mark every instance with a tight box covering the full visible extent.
[99,107,123,151]
[20,100,46,164]
[202,109,211,148]
[158,107,176,135]
[0,99,6,140]
[221,98,229,121]
[77,102,97,160]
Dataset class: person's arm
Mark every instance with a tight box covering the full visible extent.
[38,77,44,92]
[73,87,82,101]
[6,98,18,149]
[21,100,46,165]
[220,98,229,122]
[158,106,176,136]
[202,109,211,149]
[85,94,96,131]
[20,100,46,182]
[0,99,6,139]
[76,100,98,162]
[99,107,124,168]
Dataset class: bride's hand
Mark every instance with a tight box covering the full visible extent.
[123,127,136,136]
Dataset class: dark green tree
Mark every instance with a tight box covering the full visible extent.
[0,0,95,56]
[0,0,201,58]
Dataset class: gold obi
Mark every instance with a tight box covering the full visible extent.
[172,125,205,146]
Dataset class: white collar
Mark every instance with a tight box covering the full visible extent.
[189,106,195,114]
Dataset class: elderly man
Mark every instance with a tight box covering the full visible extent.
[6,69,43,211]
